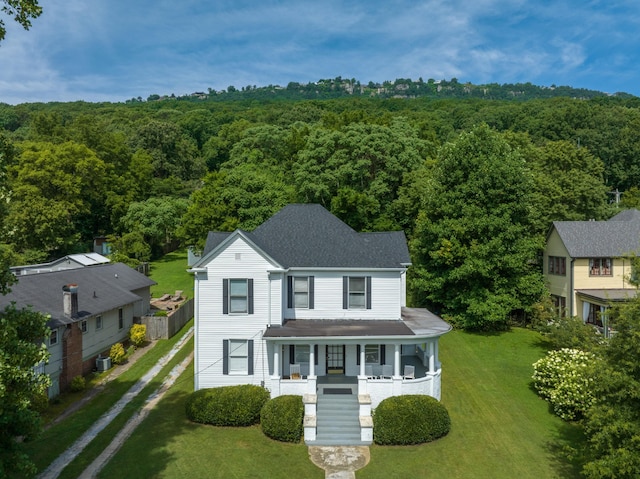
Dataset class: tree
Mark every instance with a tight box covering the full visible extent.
[0,0,42,42]
[410,124,545,329]
[5,141,108,257]
[118,197,189,259]
[0,254,50,476]
[582,297,640,478]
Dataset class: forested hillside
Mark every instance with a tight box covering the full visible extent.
[2,91,640,328]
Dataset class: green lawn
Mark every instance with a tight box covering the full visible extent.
[361,328,585,478]
[22,321,195,477]
[149,250,194,300]
[101,327,585,478]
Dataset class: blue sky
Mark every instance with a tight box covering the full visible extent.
[1,0,640,104]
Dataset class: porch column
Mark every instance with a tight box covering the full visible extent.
[429,341,435,373]
[394,344,401,376]
[434,340,440,370]
[360,343,366,376]
[273,344,280,377]
[309,343,316,377]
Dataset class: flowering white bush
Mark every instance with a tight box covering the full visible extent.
[532,348,598,421]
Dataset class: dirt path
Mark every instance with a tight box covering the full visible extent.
[37,327,193,479]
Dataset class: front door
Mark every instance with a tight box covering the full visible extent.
[326,345,345,374]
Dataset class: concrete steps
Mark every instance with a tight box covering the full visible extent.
[308,392,370,446]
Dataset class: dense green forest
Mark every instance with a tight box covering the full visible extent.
[2,83,640,328]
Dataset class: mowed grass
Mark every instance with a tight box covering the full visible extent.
[360,328,585,479]
[149,250,194,300]
[102,327,585,478]
[99,361,324,479]
[22,321,194,476]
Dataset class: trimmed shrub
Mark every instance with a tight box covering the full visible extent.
[532,348,598,420]
[185,385,270,426]
[109,342,126,365]
[373,395,451,445]
[260,395,303,443]
[70,375,86,392]
[129,324,146,348]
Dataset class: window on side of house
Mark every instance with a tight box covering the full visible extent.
[343,276,372,310]
[223,339,254,375]
[294,344,309,363]
[81,320,87,333]
[364,344,379,364]
[590,258,612,276]
[49,329,58,346]
[548,256,566,275]
[118,309,124,330]
[287,276,314,309]
[96,315,103,331]
[551,294,566,318]
[223,279,254,314]
[586,303,604,327]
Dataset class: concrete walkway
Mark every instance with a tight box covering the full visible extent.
[38,327,194,479]
[309,446,370,478]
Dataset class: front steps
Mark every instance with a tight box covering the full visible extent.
[306,389,372,446]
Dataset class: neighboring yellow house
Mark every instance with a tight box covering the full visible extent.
[544,209,640,329]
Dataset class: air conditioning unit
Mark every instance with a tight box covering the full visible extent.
[96,356,112,372]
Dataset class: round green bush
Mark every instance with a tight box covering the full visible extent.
[373,395,451,445]
[260,395,303,443]
[185,385,270,426]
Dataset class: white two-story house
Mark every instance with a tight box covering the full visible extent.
[191,204,451,420]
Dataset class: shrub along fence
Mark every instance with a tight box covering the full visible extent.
[141,299,194,340]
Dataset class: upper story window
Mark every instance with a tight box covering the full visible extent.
[49,329,58,346]
[343,276,372,310]
[590,258,612,276]
[96,315,103,331]
[287,276,314,309]
[548,256,566,275]
[81,320,87,333]
[223,278,254,314]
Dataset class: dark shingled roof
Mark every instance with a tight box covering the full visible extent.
[0,263,156,328]
[202,204,410,269]
[552,209,640,258]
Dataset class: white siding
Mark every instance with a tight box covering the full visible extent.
[284,270,403,320]
[81,305,133,361]
[195,236,279,390]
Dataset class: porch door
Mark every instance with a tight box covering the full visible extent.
[326,345,345,374]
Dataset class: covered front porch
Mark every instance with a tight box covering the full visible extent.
[263,307,451,407]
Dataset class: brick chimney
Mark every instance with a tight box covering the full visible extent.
[63,284,79,318]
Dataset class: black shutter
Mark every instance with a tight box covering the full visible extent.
[248,340,254,375]
[287,276,293,308]
[342,276,348,309]
[309,276,314,309]
[289,345,295,364]
[366,276,372,309]
[314,344,318,365]
[248,279,254,314]
[223,340,229,374]
[380,344,386,365]
[357,344,361,365]
[222,279,229,314]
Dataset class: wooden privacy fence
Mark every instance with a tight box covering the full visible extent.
[141,298,194,340]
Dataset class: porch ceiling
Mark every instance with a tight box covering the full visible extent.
[263,307,451,339]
